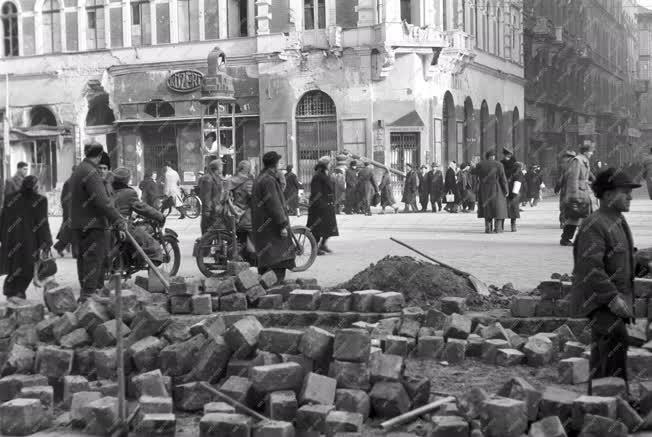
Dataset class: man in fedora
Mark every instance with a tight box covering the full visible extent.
[571,168,641,396]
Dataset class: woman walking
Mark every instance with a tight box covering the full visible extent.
[0,176,53,299]
[283,165,303,217]
[507,162,525,232]
[307,159,339,255]
[379,167,399,214]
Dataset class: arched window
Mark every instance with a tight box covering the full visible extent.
[42,0,62,53]
[31,106,57,126]
[86,93,115,126]
[1,2,18,56]
[144,99,175,118]
[86,0,105,49]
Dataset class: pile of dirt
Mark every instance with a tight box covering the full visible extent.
[338,256,478,308]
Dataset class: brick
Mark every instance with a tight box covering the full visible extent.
[220,293,248,311]
[325,411,363,436]
[416,336,444,359]
[267,390,297,421]
[8,300,44,325]
[528,416,567,437]
[333,329,370,362]
[299,326,334,361]
[70,391,102,425]
[184,335,231,384]
[524,335,554,367]
[397,318,420,339]
[191,295,213,315]
[19,385,53,411]
[139,395,173,414]
[510,296,539,317]
[35,345,73,378]
[204,402,236,414]
[382,335,410,357]
[558,357,589,385]
[74,299,109,332]
[0,398,47,435]
[369,381,411,418]
[253,420,294,437]
[224,316,263,359]
[579,414,627,437]
[401,374,430,408]
[0,375,47,402]
[481,339,510,364]
[169,295,192,314]
[497,377,542,422]
[131,369,169,398]
[571,395,617,431]
[287,289,321,310]
[296,404,334,432]
[300,372,337,405]
[372,292,405,313]
[369,353,403,383]
[236,269,261,292]
[44,286,77,315]
[200,412,252,437]
[129,336,166,372]
[329,360,370,390]
[135,413,176,436]
[617,396,644,432]
[431,416,469,437]
[441,297,467,315]
[591,377,627,398]
[251,362,304,394]
[220,376,253,406]
[260,270,278,289]
[93,319,131,348]
[159,334,205,376]
[174,382,218,412]
[258,294,283,309]
[87,396,119,435]
[320,290,352,312]
[442,339,467,364]
[481,397,527,437]
[635,278,652,298]
[495,348,525,366]
[423,308,447,329]
[538,280,562,300]
[335,389,370,420]
[443,313,472,340]
[259,328,303,355]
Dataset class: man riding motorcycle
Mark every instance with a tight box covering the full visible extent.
[226,160,255,263]
[111,167,165,265]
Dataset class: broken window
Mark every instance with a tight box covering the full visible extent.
[86,0,105,49]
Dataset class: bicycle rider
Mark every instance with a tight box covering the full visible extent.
[161,161,188,220]
[226,160,255,263]
[198,159,226,234]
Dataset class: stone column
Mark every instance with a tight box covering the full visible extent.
[122,0,132,47]
[289,0,302,31]
[255,0,271,35]
[356,0,377,27]
[247,0,256,35]
[218,0,228,38]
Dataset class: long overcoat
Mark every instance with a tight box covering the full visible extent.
[507,172,525,219]
[525,172,543,199]
[356,167,378,206]
[70,158,123,231]
[0,191,52,279]
[283,171,302,211]
[562,154,593,226]
[227,173,254,231]
[198,171,225,234]
[426,170,444,200]
[444,168,459,202]
[345,168,359,210]
[56,177,73,242]
[251,169,296,270]
[471,160,508,220]
[402,170,419,203]
[379,172,396,207]
[307,170,339,241]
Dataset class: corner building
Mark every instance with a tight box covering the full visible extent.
[0,0,524,193]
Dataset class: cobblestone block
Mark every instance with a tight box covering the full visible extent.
[0,374,47,402]
[236,269,261,292]
[497,377,542,422]
[458,387,489,420]
[184,335,231,384]
[372,292,405,313]
[554,299,571,317]
[539,386,579,427]
[159,333,204,376]
[334,329,371,362]
[369,353,403,383]
[553,324,577,351]
[442,339,467,364]
[534,332,561,359]
[62,375,89,408]
[167,277,188,295]
[52,312,78,342]
[424,308,447,329]
[225,316,263,359]
[204,402,235,414]
[397,318,420,339]
[253,420,294,437]
[558,357,589,385]
[635,298,649,318]
[296,404,334,433]
[481,397,527,437]
[528,416,566,437]
[220,293,248,311]
[44,286,77,315]
[319,290,352,312]
[335,389,370,420]
[299,326,334,361]
[325,411,363,437]
[19,385,53,411]
[134,413,176,436]
[139,395,173,414]
[93,319,131,348]
[191,295,212,315]
[495,348,525,366]
[169,295,192,314]
[59,327,91,349]
[288,289,321,310]
[416,336,444,359]
[617,396,644,432]
[591,377,627,398]
[562,341,586,358]
[371,317,400,341]
[401,374,430,408]
[36,345,73,378]
[579,414,627,437]
[250,362,304,394]
[431,416,469,437]
[10,324,38,348]
[0,398,47,435]
[200,413,252,437]
[259,328,303,355]
[524,335,554,367]
[571,395,617,431]
[227,261,251,276]
[382,335,409,357]
[87,396,119,435]
[174,382,218,412]
[74,299,109,332]
[538,280,562,300]
[481,339,510,364]
[205,277,237,296]
[1,344,34,376]
[280,353,313,376]
[443,313,472,340]
[441,297,467,315]
[191,315,227,341]
[267,390,297,421]
[465,334,483,357]
[8,300,44,325]
[258,294,283,309]
[300,372,337,405]
[635,278,652,298]
[369,381,411,418]
[245,285,267,305]
[259,271,278,289]
[70,391,102,426]
[510,296,539,317]
[131,369,169,398]
[219,376,253,406]
[329,361,370,390]
[535,299,555,317]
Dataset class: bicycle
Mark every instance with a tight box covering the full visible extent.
[160,186,202,219]
[194,196,318,277]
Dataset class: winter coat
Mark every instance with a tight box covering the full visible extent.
[571,209,634,319]
[331,169,346,205]
[227,173,254,231]
[426,170,444,199]
[139,178,161,208]
[418,172,429,203]
[163,168,181,198]
[198,171,225,217]
[56,177,73,241]
[379,172,396,207]
[0,191,52,278]
[402,170,419,203]
[251,169,295,270]
[501,156,518,180]
[471,160,508,220]
[284,172,303,211]
[113,185,164,222]
[458,171,475,203]
[307,170,339,241]
[345,168,359,208]
[562,154,593,226]
[525,172,543,199]
[444,168,458,202]
[70,158,123,231]
[507,172,524,219]
[356,167,378,206]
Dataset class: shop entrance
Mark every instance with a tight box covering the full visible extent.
[296,91,337,186]
[141,125,178,175]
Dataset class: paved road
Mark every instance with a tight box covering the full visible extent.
[3,190,651,303]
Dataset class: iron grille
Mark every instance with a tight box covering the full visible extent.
[389,132,420,202]
[296,91,336,117]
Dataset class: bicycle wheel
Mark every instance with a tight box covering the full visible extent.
[195,230,234,277]
[183,195,202,219]
[160,235,181,277]
[160,197,173,218]
[290,226,318,272]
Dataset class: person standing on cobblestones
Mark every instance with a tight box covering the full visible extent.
[402,163,419,213]
[560,144,595,246]
[418,165,429,212]
[344,160,359,215]
[555,148,577,228]
[471,150,508,233]
[425,163,444,212]
[571,167,640,396]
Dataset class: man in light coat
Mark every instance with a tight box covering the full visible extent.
[162,161,187,219]
[560,143,595,246]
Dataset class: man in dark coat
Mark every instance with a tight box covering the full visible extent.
[139,170,161,209]
[198,159,225,235]
[344,161,359,214]
[53,165,77,257]
[471,150,509,233]
[70,143,126,301]
[4,161,28,200]
[283,165,303,216]
[501,147,518,181]
[426,163,444,212]
[444,161,458,212]
[525,165,543,207]
[571,168,640,396]
[251,152,296,280]
[356,162,379,216]
[402,163,419,213]
[418,165,429,211]
[307,159,339,254]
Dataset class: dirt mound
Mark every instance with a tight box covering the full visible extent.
[338,256,476,308]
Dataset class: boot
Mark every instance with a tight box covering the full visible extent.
[484,219,493,234]
[511,219,517,232]
[494,219,504,233]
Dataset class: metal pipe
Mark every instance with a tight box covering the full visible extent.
[380,396,456,430]
[113,273,126,435]
[198,382,269,422]
[124,229,170,290]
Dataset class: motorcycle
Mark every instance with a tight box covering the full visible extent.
[106,217,181,279]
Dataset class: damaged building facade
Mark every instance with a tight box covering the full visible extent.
[0,0,524,193]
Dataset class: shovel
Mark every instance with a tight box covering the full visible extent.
[390,237,490,296]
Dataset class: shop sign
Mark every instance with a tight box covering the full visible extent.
[167,70,203,93]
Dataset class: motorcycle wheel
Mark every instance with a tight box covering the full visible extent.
[196,230,234,277]
[184,195,202,219]
[290,226,318,273]
[160,235,181,276]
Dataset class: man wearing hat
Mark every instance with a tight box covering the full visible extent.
[283,165,303,217]
[198,159,225,235]
[402,163,419,213]
[560,143,595,246]
[356,161,379,216]
[251,151,296,280]
[501,146,517,180]
[571,168,640,395]
[425,162,444,212]
[555,148,577,227]
[111,167,165,265]
[470,150,508,233]
[332,155,348,214]
[344,160,359,214]
[418,165,429,212]
[70,142,127,301]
